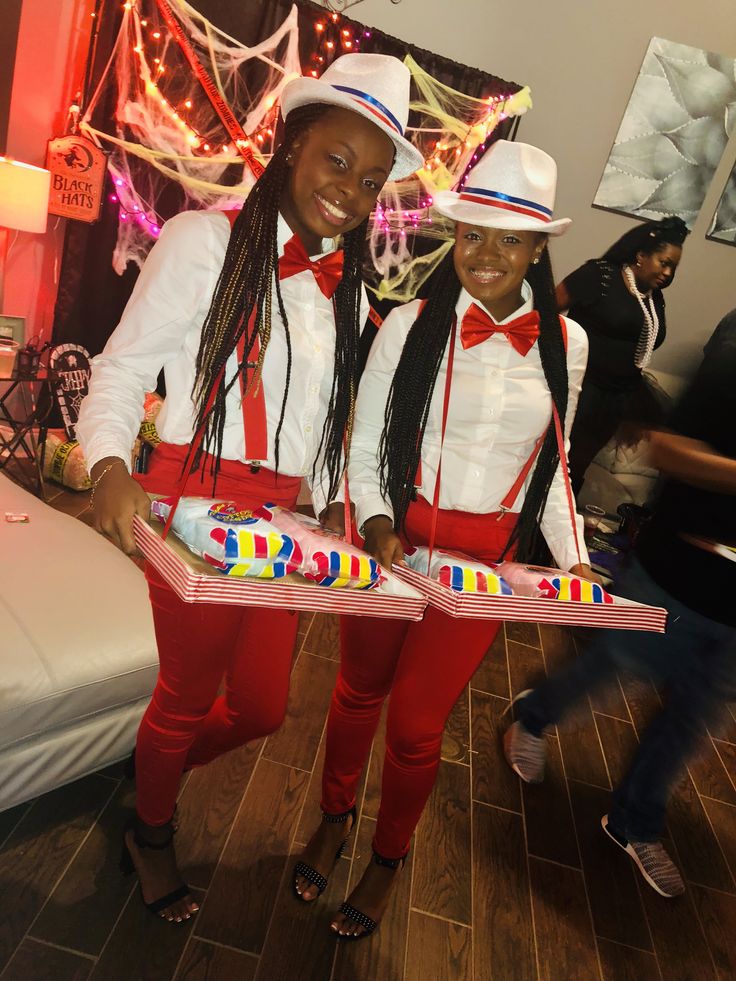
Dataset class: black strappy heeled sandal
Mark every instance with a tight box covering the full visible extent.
[335,850,407,941]
[120,818,194,920]
[292,805,357,902]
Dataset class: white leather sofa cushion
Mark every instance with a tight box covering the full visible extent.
[0,474,157,751]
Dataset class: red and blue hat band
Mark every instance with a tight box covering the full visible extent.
[331,84,404,136]
[459,186,552,223]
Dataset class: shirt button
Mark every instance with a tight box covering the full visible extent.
[311,385,319,394]
[474,468,480,478]
[490,369,498,377]
[314,345,322,353]
[305,425,312,433]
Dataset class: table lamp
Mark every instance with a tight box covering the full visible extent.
[0,156,51,316]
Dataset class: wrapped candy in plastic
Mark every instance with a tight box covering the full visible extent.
[151,498,303,579]
[493,562,613,604]
[404,546,512,595]
[151,498,383,589]
[274,509,383,589]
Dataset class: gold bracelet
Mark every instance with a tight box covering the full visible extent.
[89,460,123,510]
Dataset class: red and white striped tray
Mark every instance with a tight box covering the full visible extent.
[133,515,427,620]
[393,565,667,633]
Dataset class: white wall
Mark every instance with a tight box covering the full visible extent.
[345,0,736,378]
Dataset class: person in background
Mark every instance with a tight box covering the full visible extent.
[76,54,423,925]
[294,141,598,940]
[504,309,736,897]
[559,216,689,493]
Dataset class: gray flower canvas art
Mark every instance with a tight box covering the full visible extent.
[594,37,736,229]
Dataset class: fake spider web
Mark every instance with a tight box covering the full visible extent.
[81,0,531,298]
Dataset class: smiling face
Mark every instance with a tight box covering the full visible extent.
[633,243,682,292]
[280,106,395,254]
[453,222,547,321]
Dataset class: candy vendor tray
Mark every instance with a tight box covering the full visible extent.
[393,563,667,632]
[133,514,426,620]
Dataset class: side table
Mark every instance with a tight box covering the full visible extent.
[0,369,55,498]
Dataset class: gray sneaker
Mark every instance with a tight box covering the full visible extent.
[601,815,685,897]
[503,719,547,784]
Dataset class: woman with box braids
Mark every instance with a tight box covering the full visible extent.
[192,102,367,503]
[296,142,599,942]
[379,246,569,564]
[76,54,422,927]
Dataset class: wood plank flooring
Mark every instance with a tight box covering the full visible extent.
[0,474,734,978]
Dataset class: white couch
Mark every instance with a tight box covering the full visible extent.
[0,474,158,811]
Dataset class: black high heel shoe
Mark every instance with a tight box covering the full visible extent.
[334,850,407,941]
[120,818,194,920]
[292,805,357,901]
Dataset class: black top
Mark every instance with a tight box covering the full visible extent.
[636,310,736,626]
[564,260,667,392]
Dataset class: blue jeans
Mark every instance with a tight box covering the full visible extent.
[519,557,736,841]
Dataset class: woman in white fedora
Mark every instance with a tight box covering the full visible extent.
[293,140,599,938]
[77,52,423,924]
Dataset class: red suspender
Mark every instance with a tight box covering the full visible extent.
[235,327,268,463]
[422,312,578,565]
[426,316,458,565]
[161,210,268,537]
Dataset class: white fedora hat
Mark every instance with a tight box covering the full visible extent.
[434,140,571,236]
[280,54,424,181]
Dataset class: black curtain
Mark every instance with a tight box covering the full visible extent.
[52,0,524,357]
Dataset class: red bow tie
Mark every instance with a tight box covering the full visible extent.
[460,304,540,356]
[278,235,344,299]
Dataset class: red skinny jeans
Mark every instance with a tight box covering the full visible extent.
[321,497,516,858]
[134,444,301,826]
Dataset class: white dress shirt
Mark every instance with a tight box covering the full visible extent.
[349,283,590,571]
[76,210,367,515]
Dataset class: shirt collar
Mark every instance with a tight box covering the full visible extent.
[277,213,338,260]
[455,280,534,325]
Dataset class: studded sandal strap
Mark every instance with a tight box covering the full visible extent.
[131,821,176,851]
[372,850,407,870]
[293,861,328,896]
[321,804,357,824]
[338,901,377,934]
[145,883,191,915]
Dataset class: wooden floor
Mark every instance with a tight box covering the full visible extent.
[1,474,736,980]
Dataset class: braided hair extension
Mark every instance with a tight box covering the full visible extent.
[191,103,368,500]
[312,213,370,502]
[378,251,461,529]
[379,247,569,563]
[502,248,569,562]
